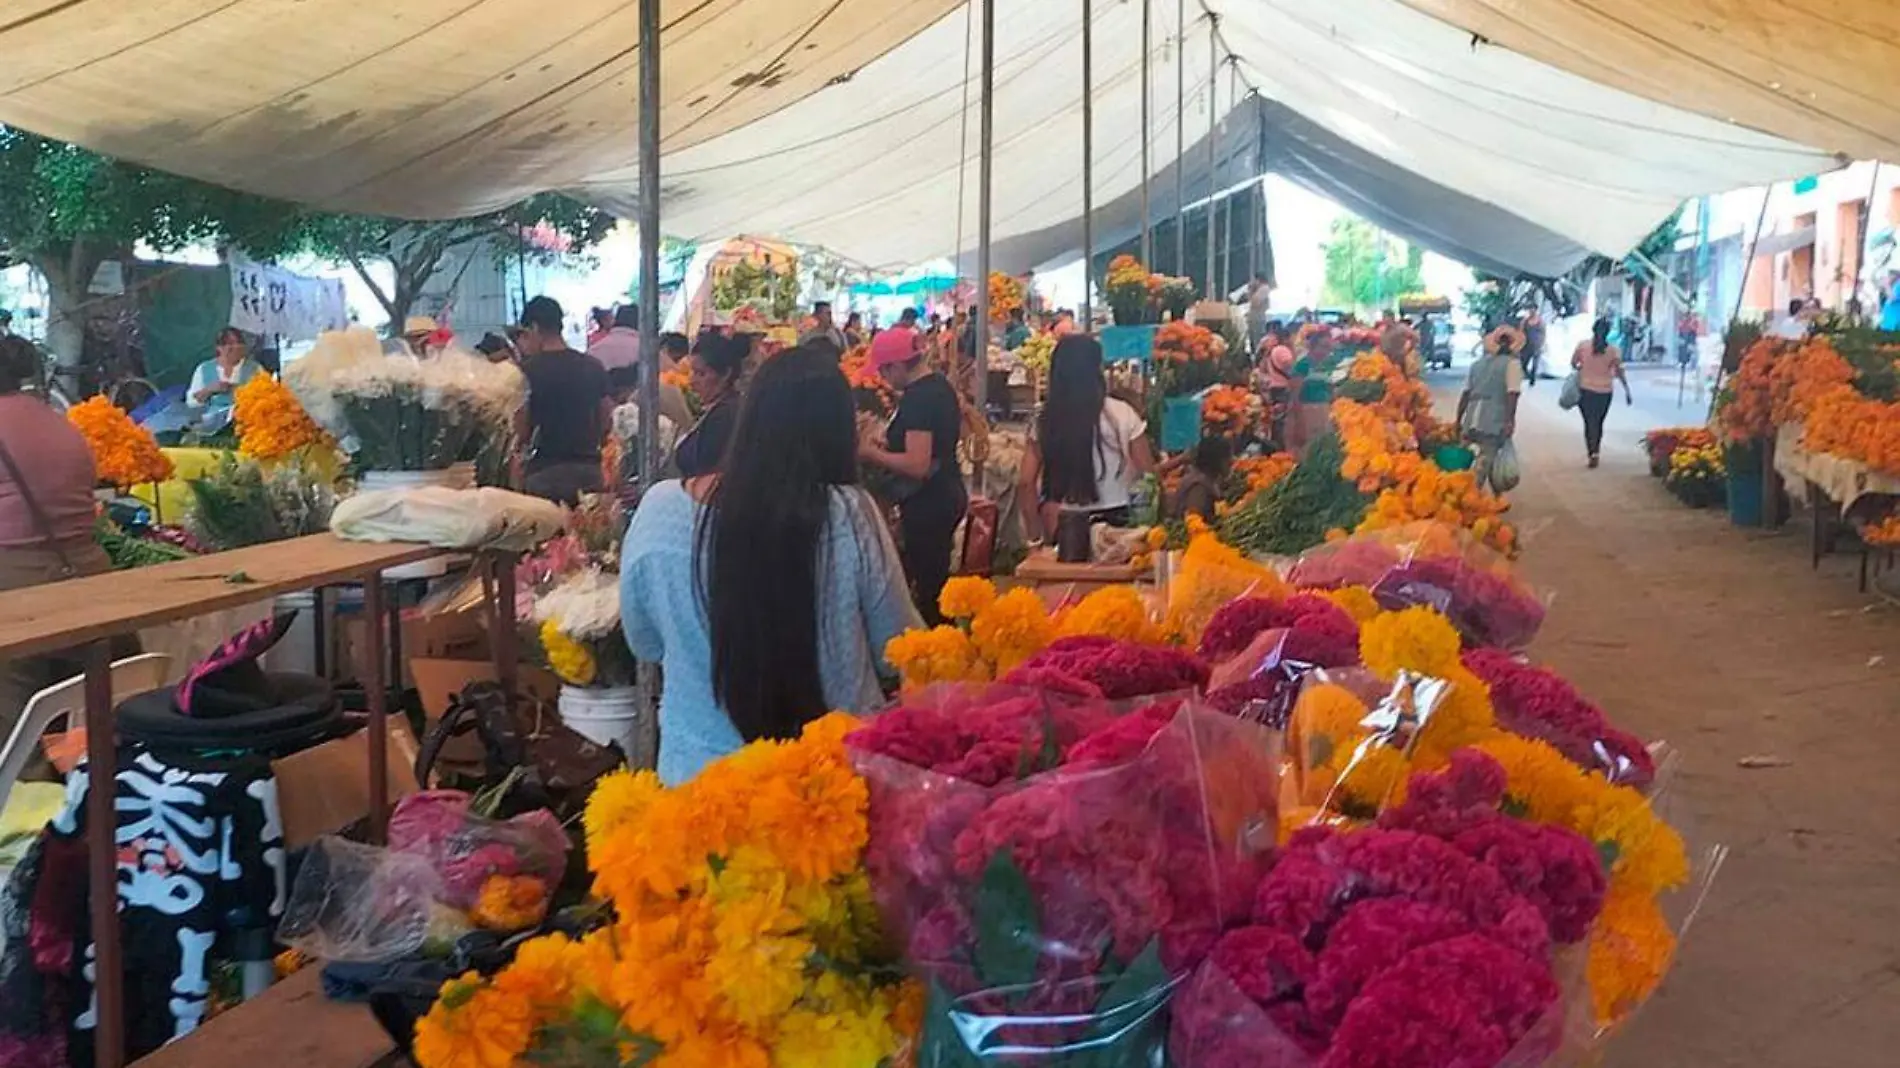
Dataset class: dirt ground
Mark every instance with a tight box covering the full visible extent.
[1429,364,1900,1066]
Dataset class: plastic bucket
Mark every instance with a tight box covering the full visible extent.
[1725,444,1764,527]
[558,685,644,760]
[1432,444,1475,472]
[355,464,476,577]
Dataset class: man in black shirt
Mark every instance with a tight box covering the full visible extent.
[860,334,966,624]
[516,295,612,505]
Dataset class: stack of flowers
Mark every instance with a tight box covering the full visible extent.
[1289,526,1542,649]
[1461,648,1656,789]
[413,716,920,1068]
[1862,508,1900,547]
[839,344,896,418]
[1664,442,1726,508]
[1642,427,1716,478]
[1333,398,1422,496]
[1197,593,1366,726]
[1157,275,1199,322]
[532,567,637,690]
[1156,321,1226,396]
[232,374,335,462]
[67,396,174,487]
[1172,752,1606,1068]
[1105,254,1159,325]
[1227,453,1296,503]
[987,272,1026,322]
[1201,385,1264,440]
[846,686,1278,1066]
[1162,527,1290,645]
[1357,462,1517,557]
[887,579,1185,690]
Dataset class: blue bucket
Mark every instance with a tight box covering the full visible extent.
[1099,325,1158,364]
[1160,395,1204,452]
[1433,444,1475,472]
[1725,443,1764,527]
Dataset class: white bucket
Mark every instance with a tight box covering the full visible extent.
[557,684,645,762]
[356,463,477,577]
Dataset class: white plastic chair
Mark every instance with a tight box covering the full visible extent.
[0,653,172,816]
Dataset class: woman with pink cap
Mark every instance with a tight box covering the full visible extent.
[861,329,965,624]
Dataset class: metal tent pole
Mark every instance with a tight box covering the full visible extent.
[1174,0,1186,277]
[975,0,994,415]
[1221,62,1239,300]
[1204,14,1218,300]
[637,0,662,489]
[1081,0,1095,330]
[1708,184,1776,419]
[1140,0,1153,267]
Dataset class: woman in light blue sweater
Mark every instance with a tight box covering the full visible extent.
[620,345,922,784]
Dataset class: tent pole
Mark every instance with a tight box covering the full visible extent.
[1221,62,1239,299]
[1139,0,1152,267]
[1204,13,1218,300]
[1081,0,1095,330]
[975,0,994,417]
[1174,0,1186,277]
[637,0,661,489]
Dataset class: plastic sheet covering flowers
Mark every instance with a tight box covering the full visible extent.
[232,373,334,461]
[845,685,1279,1067]
[1288,524,1544,649]
[66,395,174,486]
[285,326,528,471]
[413,714,921,1068]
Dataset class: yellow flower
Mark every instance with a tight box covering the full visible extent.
[584,768,665,844]
[884,626,987,689]
[1055,585,1158,643]
[968,587,1054,674]
[1164,531,1288,644]
[1318,585,1382,624]
[540,618,598,686]
[1331,743,1412,813]
[1411,665,1498,767]
[233,374,332,460]
[937,576,998,621]
[1588,886,1678,1025]
[1358,606,1462,679]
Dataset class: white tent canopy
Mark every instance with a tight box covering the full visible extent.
[0,0,1860,273]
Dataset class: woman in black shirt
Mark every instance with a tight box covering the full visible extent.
[860,335,965,625]
[673,333,745,478]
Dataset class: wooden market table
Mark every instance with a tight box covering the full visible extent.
[1012,550,1149,609]
[0,534,521,1068]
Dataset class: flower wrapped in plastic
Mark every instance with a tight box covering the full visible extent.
[847,688,1279,1067]
[1289,524,1545,650]
[1461,648,1655,789]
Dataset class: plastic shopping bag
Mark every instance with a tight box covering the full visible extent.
[1489,438,1522,493]
[1558,370,1582,410]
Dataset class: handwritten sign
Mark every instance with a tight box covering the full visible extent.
[229,254,349,341]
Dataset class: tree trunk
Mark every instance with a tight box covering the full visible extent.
[33,241,107,392]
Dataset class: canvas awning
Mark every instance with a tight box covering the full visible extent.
[0,0,1862,273]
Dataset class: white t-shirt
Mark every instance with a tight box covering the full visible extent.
[1091,397,1148,510]
[1770,316,1809,341]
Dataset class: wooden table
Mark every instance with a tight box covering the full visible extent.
[129,969,395,1068]
[1013,551,1148,608]
[0,535,469,1068]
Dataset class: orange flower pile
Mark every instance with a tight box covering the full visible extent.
[1720,336,1856,444]
[840,343,897,413]
[1155,320,1218,365]
[1334,398,1422,495]
[1232,452,1295,497]
[233,374,332,461]
[987,272,1025,321]
[1201,385,1261,439]
[1105,254,1151,291]
[1863,512,1900,547]
[1802,386,1900,476]
[67,396,173,487]
[1358,464,1517,556]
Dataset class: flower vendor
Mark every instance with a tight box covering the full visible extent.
[671,331,746,479]
[185,326,263,430]
[517,295,615,506]
[620,345,921,784]
[1017,334,1154,541]
[1169,435,1232,524]
[0,337,139,758]
[1287,325,1341,453]
[859,330,966,625]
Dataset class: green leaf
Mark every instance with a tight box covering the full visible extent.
[917,979,985,1068]
[1068,940,1173,1068]
[973,848,1041,990]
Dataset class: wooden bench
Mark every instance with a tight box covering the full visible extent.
[129,969,398,1068]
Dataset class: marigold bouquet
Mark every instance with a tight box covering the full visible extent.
[414,715,919,1068]
[1664,443,1725,508]
[68,396,174,487]
[1156,321,1225,396]
[233,373,334,461]
[1642,426,1716,477]
[1201,385,1263,440]
[1105,254,1157,325]
[840,344,897,418]
[987,272,1025,322]
[888,579,1185,691]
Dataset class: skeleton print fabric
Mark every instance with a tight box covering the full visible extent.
[46,746,285,1067]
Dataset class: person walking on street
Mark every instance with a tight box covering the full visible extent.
[1456,326,1523,487]
[1572,318,1633,469]
[1522,308,1546,385]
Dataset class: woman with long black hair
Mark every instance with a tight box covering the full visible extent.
[1571,318,1633,468]
[1017,335,1154,542]
[620,345,921,784]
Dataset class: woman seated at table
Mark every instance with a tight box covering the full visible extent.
[1017,334,1154,541]
[619,344,921,785]
[186,327,262,429]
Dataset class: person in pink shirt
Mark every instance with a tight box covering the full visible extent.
[0,336,132,747]
[1571,318,1633,468]
[588,304,642,372]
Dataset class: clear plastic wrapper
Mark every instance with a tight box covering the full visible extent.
[1460,648,1657,790]
[1287,523,1547,650]
[277,836,462,963]
[386,789,570,908]
[1198,593,1367,729]
[848,687,1281,1066]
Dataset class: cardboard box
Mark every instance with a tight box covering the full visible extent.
[408,658,562,777]
[273,721,421,849]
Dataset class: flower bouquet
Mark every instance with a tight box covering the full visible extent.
[532,567,637,690]
[987,272,1025,322]
[412,716,920,1068]
[1105,254,1157,325]
[1155,321,1225,397]
[67,395,174,488]
[841,343,898,418]
[846,686,1279,1067]
[1201,385,1264,441]
[232,374,335,462]
[1157,275,1198,322]
[286,327,527,474]
[183,452,337,551]
[1664,443,1726,508]
[1288,524,1544,649]
[1641,427,1714,478]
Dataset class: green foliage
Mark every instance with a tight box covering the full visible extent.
[1320,218,1424,316]
[1218,432,1369,555]
[710,258,800,322]
[183,454,336,551]
[973,849,1040,989]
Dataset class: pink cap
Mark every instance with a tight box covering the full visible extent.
[870,327,919,369]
